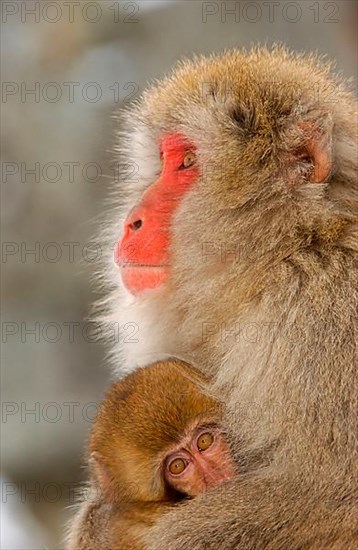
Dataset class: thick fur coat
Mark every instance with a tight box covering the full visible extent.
[96,46,357,548]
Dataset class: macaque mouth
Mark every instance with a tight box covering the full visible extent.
[118,262,169,295]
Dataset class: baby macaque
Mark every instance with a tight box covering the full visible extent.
[68,359,236,549]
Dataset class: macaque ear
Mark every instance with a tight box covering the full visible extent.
[89,452,113,498]
[297,116,333,183]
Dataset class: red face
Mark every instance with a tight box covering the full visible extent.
[163,425,236,497]
[115,133,198,295]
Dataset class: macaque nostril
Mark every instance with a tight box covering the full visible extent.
[129,219,143,231]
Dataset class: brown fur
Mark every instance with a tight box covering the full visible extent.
[68,496,165,550]
[67,360,224,549]
[95,46,358,549]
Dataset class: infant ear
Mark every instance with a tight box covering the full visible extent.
[298,115,333,183]
[89,451,112,498]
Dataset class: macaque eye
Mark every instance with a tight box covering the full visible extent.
[168,457,187,475]
[180,151,196,169]
[197,432,214,451]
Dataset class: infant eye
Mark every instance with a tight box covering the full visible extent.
[197,432,214,451]
[168,457,187,475]
[181,151,196,169]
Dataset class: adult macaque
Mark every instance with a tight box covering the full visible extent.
[101,46,357,548]
[67,359,236,549]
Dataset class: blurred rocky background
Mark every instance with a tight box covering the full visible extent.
[1,1,357,548]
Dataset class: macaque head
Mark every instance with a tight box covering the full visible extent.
[113,48,351,299]
[89,360,236,503]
